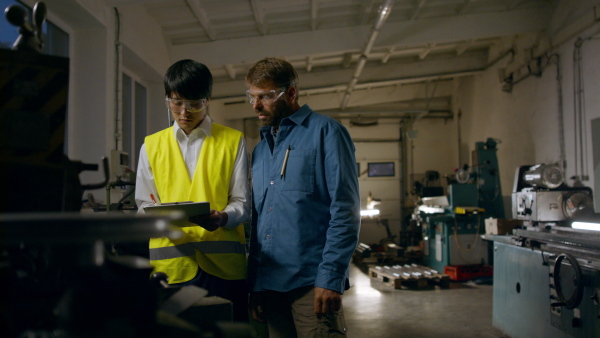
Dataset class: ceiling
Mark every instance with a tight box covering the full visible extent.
[111,0,557,120]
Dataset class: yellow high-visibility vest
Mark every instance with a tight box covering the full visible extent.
[146,124,246,283]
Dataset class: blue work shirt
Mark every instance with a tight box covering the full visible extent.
[248,104,361,294]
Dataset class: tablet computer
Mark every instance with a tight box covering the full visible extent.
[143,201,210,218]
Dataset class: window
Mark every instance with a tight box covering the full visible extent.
[0,0,23,49]
[0,0,69,57]
[42,21,69,57]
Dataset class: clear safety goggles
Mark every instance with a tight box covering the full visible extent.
[246,88,286,106]
[165,98,208,113]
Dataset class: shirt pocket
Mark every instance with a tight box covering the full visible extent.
[281,148,315,193]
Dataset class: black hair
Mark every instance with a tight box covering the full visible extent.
[164,59,213,100]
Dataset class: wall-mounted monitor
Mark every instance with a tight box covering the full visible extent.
[368,162,395,177]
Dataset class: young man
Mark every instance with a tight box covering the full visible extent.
[135,59,250,321]
[246,57,361,337]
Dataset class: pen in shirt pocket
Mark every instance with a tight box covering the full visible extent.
[281,145,291,178]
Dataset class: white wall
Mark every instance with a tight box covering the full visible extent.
[454,4,600,217]
[409,117,457,182]
[350,120,401,244]
[341,116,456,245]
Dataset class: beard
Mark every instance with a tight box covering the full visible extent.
[257,100,294,128]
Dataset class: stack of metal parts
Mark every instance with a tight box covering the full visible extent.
[355,243,372,259]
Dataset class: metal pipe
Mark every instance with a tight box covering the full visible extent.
[548,53,566,173]
[114,7,121,150]
[340,0,393,110]
[399,125,407,227]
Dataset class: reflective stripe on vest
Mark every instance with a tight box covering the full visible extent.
[145,123,247,282]
[150,241,246,260]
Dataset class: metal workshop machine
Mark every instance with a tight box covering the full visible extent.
[415,138,505,273]
[490,164,600,337]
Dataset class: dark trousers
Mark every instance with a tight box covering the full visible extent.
[177,267,248,322]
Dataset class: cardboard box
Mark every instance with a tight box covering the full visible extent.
[485,218,521,235]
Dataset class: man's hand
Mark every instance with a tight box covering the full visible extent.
[188,209,228,231]
[314,287,342,317]
[249,292,267,323]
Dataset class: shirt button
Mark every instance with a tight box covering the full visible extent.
[266,235,271,239]
[270,181,274,185]
[268,207,272,211]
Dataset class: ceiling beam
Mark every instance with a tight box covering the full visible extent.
[212,50,488,97]
[322,110,453,119]
[185,0,216,40]
[224,64,236,80]
[171,7,552,65]
[311,0,318,30]
[342,52,354,67]
[250,0,267,35]
[456,39,474,55]
[381,47,395,64]
[509,0,528,10]
[419,43,435,59]
[411,0,427,21]
[358,0,375,25]
[216,81,454,120]
[456,0,476,15]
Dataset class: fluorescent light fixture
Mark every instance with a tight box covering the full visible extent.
[361,209,380,217]
[572,222,600,231]
[418,206,446,214]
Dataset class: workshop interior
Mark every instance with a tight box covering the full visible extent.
[2,0,600,337]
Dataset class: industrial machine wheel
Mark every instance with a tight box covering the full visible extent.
[553,253,584,309]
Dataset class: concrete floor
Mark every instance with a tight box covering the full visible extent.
[343,263,510,338]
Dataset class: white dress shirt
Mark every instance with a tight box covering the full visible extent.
[135,115,250,229]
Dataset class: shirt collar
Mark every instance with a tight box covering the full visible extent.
[259,104,313,137]
[286,104,312,126]
[174,115,213,139]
